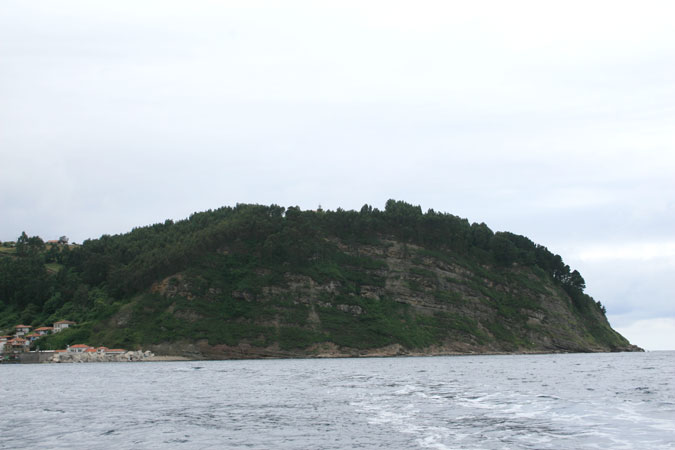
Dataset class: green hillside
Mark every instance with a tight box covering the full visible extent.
[0,200,639,358]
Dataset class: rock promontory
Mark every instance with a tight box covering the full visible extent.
[2,201,642,359]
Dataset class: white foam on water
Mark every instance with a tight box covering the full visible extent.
[416,431,456,450]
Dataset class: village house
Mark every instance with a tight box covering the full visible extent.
[25,333,40,343]
[53,320,75,333]
[64,344,127,355]
[67,344,91,353]
[34,326,53,336]
[6,338,29,353]
[15,325,32,337]
[0,336,10,352]
[105,349,127,354]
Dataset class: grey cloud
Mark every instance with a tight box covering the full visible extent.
[2,1,674,348]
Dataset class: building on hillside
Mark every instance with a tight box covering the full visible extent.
[106,349,126,354]
[67,344,92,353]
[15,325,32,337]
[34,327,53,336]
[53,320,75,333]
[7,338,29,353]
[0,336,8,353]
[96,347,110,354]
[25,333,40,343]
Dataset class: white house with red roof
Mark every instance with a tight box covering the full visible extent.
[15,325,32,337]
[53,320,75,333]
[67,344,92,353]
[105,349,127,354]
[34,326,53,336]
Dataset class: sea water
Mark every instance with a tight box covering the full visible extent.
[1,352,673,449]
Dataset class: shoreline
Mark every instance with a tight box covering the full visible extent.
[7,344,644,364]
[142,347,646,363]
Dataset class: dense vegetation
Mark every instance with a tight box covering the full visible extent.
[0,200,625,354]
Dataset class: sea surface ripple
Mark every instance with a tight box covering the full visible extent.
[1,351,673,449]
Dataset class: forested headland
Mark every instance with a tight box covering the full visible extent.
[0,200,639,358]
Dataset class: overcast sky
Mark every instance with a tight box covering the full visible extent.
[1,1,674,350]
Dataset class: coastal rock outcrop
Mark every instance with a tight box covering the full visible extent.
[50,350,154,363]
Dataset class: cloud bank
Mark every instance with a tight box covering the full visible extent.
[1,1,674,349]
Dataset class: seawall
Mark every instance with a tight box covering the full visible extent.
[18,352,54,364]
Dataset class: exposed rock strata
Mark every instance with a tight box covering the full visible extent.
[116,238,642,360]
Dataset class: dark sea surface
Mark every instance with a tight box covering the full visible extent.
[1,351,673,449]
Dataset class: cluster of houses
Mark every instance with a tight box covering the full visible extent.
[1,321,125,360]
[58,344,127,355]
[1,320,75,355]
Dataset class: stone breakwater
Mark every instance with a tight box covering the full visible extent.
[50,350,154,363]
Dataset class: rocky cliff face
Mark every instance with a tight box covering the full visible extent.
[113,237,638,359]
